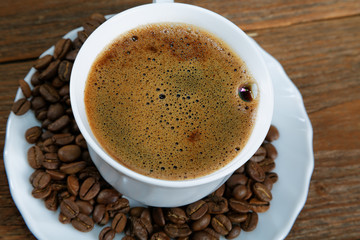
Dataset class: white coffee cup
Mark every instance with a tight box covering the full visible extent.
[70,0,273,207]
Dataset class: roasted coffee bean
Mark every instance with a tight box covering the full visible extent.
[232,184,248,200]
[267,172,278,183]
[52,133,74,145]
[244,179,253,200]
[75,134,87,148]
[52,76,65,89]
[191,230,217,240]
[263,175,274,191]
[78,30,89,43]
[45,190,58,211]
[241,212,258,232]
[97,188,120,204]
[265,125,279,142]
[39,60,60,81]
[75,200,93,215]
[58,60,73,82]
[53,78,65,89]
[186,199,208,220]
[54,38,72,60]
[167,208,188,224]
[41,130,54,140]
[245,161,265,182]
[83,19,101,35]
[65,107,73,116]
[51,182,67,192]
[32,85,42,98]
[71,118,80,132]
[90,12,106,23]
[58,144,81,162]
[228,198,251,213]
[211,214,232,235]
[32,185,52,199]
[93,204,108,225]
[129,207,144,218]
[99,227,116,240]
[150,232,170,240]
[78,166,101,181]
[99,211,110,226]
[203,227,221,240]
[226,174,248,189]
[32,171,51,189]
[65,49,79,61]
[263,142,278,160]
[249,146,266,162]
[258,158,276,173]
[43,137,55,147]
[12,98,31,115]
[128,217,147,240]
[252,182,272,202]
[47,103,64,121]
[225,225,241,239]
[107,198,130,217]
[30,71,42,86]
[112,212,127,233]
[27,146,44,169]
[140,208,152,224]
[31,96,47,110]
[249,198,270,213]
[206,196,228,214]
[42,152,61,169]
[34,54,53,70]
[139,215,153,236]
[60,198,79,218]
[226,211,247,223]
[71,213,94,232]
[25,126,42,144]
[19,79,32,98]
[79,177,100,201]
[211,183,225,197]
[59,84,69,96]
[67,175,79,196]
[42,141,58,153]
[73,37,83,50]
[59,212,71,224]
[39,83,60,103]
[60,161,87,174]
[31,85,41,97]
[29,169,43,184]
[81,151,91,163]
[59,191,72,201]
[36,108,48,121]
[152,207,166,227]
[234,165,245,174]
[48,115,70,132]
[191,213,211,231]
[164,223,192,238]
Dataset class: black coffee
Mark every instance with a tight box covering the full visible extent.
[85,23,259,180]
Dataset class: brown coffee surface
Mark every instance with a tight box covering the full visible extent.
[85,23,259,180]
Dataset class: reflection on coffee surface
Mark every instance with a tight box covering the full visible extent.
[85,23,259,180]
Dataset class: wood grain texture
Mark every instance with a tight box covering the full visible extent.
[0,0,359,239]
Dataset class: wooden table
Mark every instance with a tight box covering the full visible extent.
[1,0,359,239]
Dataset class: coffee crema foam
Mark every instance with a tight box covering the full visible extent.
[85,23,259,180]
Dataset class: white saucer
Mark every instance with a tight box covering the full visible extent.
[3,24,314,240]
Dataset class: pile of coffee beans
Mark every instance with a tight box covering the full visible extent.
[12,13,280,239]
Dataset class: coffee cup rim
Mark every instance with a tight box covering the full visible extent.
[70,2,273,188]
